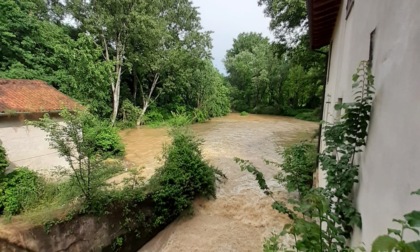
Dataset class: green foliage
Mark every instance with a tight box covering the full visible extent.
[274,143,317,197]
[0,144,8,175]
[167,112,193,127]
[240,111,249,116]
[84,123,125,158]
[118,99,141,128]
[236,62,375,251]
[319,61,374,237]
[58,34,113,118]
[258,0,307,45]
[294,108,321,122]
[150,128,220,225]
[1,0,229,126]
[235,158,271,196]
[0,0,71,85]
[371,191,420,252]
[30,109,125,204]
[225,32,324,115]
[371,190,420,252]
[0,168,43,216]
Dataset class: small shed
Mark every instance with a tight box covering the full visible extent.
[0,79,81,175]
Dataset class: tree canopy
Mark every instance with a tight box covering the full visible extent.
[0,0,230,125]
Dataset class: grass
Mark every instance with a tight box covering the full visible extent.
[0,161,125,226]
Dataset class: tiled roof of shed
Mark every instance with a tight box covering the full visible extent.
[0,79,82,113]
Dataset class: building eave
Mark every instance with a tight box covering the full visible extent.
[306,0,341,49]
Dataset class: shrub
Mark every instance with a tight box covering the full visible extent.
[0,168,44,215]
[240,111,249,116]
[294,108,321,122]
[30,110,125,204]
[144,108,165,124]
[277,143,317,197]
[83,116,125,158]
[252,105,280,115]
[167,111,192,127]
[118,99,140,128]
[0,144,9,175]
[192,108,209,123]
[150,128,218,225]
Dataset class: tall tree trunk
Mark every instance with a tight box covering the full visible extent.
[136,73,160,126]
[133,69,138,105]
[110,35,124,125]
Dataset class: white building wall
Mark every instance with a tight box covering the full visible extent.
[0,117,68,176]
[319,0,420,247]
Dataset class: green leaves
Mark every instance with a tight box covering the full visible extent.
[235,158,271,195]
[372,235,399,252]
[405,211,420,228]
[278,142,317,197]
[0,144,9,176]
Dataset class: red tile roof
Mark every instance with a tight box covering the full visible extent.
[0,79,82,114]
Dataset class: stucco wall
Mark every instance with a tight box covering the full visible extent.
[319,0,420,247]
[0,116,68,176]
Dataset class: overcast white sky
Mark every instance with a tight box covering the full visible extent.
[191,0,274,74]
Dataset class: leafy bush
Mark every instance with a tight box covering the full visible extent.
[30,110,125,204]
[144,108,166,124]
[294,108,321,122]
[150,128,218,225]
[240,111,249,116]
[118,99,140,128]
[0,168,44,215]
[83,116,125,158]
[167,111,192,127]
[0,144,9,175]
[277,143,317,197]
[192,108,209,123]
[252,105,280,115]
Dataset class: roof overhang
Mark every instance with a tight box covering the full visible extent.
[306,0,341,49]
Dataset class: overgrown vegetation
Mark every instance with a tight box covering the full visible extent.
[0,168,43,216]
[0,0,230,126]
[0,108,223,251]
[0,144,8,175]
[273,142,317,197]
[149,128,222,225]
[222,0,326,120]
[237,62,374,251]
[29,110,125,204]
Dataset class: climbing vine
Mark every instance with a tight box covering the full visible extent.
[237,61,375,251]
[319,60,374,237]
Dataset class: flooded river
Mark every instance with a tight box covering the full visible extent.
[119,113,318,252]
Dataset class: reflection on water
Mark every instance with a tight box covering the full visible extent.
[121,113,318,252]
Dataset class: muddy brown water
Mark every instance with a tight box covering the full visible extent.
[119,113,318,252]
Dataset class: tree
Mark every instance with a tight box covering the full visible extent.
[0,0,71,86]
[65,0,162,124]
[258,0,307,46]
[58,35,113,118]
[30,110,124,203]
[225,33,279,112]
